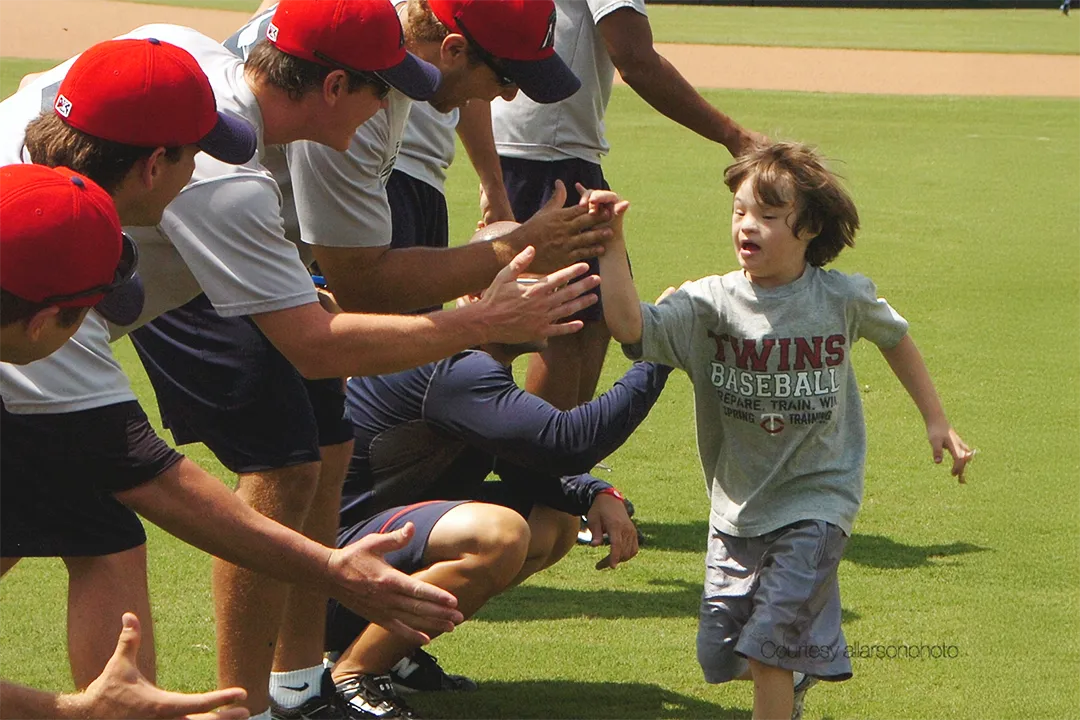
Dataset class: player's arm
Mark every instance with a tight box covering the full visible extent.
[496,467,638,569]
[255,248,598,379]
[583,186,643,345]
[427,354,670,475]
[456,99,516,224]
[313,182,606,314]
[879,334,974,482]
[1,615,248,720]
[597,8,762,158]
[116,459,463,643]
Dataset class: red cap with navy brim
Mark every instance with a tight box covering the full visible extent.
[268,0,441,101]
[55,38,257,165]
[428,0,580,104]
[0,164,145,326]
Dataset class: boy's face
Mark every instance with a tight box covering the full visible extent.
[730,177,812,288]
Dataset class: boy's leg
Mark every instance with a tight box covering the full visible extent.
[748,660,792,720]
[514,504,580,583]
[64,546,155,688]
[733,521,852,718]
[132,298,333,715]
[272,440,353,674]
[330,501,530,680]
[1,400,179,692]
[500,156,611,410]
[214,462,319,714]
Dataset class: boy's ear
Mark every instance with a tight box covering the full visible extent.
[25,306,61,341]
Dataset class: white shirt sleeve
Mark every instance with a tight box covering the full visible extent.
[159,175,318,317]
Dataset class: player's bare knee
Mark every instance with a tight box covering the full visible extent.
[236,462,321,525]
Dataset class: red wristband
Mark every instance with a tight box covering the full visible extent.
[598,487,624,501]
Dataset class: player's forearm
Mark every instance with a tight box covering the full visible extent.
[115,460,337,596]
[0,682,75,719]
[880,335,949,427]
[328,243,505,314]
[457,100,515,222]
[619,52,748,156]
[598,239,644,345]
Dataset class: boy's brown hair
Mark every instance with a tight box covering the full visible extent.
[245,41,378,101]
[24,114,183,194]
[405,0,484,66]
[724,142,859,267]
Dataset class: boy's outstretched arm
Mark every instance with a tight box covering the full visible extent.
[578,185,644,345]
[880,335,975,482]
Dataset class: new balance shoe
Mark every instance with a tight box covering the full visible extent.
[389,648,478,693]
[335,673,417,719]
[791,673,819,720]
[271,669,346,720]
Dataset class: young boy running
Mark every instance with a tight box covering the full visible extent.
[591,142,974,720]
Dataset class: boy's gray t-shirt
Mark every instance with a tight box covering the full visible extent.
[626,266,908,537]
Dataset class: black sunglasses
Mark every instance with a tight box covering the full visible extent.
[313,51,392,100]
[40,233,139,305]
[454,17,515,88]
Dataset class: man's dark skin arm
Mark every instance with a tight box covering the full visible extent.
[314,181,606,314]
[599,8,763,158]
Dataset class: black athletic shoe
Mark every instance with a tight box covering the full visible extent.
[335,673,417,719]
[389,649,478,693]
[271,669,346,719]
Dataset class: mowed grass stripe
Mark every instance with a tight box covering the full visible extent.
[1,85,1077,720]
[646,6,1080,55]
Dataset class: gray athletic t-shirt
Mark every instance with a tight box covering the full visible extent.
[394,103,458,193]
[626,266,908,537]
[0,24,318,414]
[491,0,647,163]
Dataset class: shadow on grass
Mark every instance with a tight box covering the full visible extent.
[408,679,750,719]
[635,523,990,572]
[475,579,861,624]
[636,520,709,552]
[842,534,990,569]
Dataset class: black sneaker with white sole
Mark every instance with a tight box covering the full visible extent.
[389,648,478,693]
[335,673,417,719]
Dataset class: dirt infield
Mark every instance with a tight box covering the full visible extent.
[1,0,1077,97]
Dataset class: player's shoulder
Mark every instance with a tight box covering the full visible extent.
[813,267,879,300]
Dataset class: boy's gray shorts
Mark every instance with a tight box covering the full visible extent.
[696,519,853,683]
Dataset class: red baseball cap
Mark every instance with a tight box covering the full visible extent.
[427,0,580,104]
[268,0,441,101]
[54,38,256,165]
[0,164,144,326]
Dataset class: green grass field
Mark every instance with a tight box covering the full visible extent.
[1,6,1079,720]
[114,0,262,12]
[646,6,1080,54]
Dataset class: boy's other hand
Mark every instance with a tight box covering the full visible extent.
[928,422,975,483]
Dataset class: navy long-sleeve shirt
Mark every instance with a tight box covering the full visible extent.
[341,351,671,528]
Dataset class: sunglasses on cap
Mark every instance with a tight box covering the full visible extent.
[313,51,393,100]
[453,17,515,89]
[39,233,138,305]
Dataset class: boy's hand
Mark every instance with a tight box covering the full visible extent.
[575,183,630,234]
[655,286,678,303]
[927,421,975,483]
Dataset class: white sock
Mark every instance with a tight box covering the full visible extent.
[269,664,324,708]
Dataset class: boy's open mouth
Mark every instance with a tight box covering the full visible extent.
[740,241,761,252]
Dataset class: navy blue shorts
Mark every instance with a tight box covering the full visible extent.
[325,500,469,653]
[0,401,181,557]
[386,170,450,314]
[500,156,609,323]
[131,294,352,475]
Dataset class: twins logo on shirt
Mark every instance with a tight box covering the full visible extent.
[706,331,847,435]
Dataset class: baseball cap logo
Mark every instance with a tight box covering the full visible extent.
[266,21,279,43]
[54,94,73,118]
[541,9,556,51]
